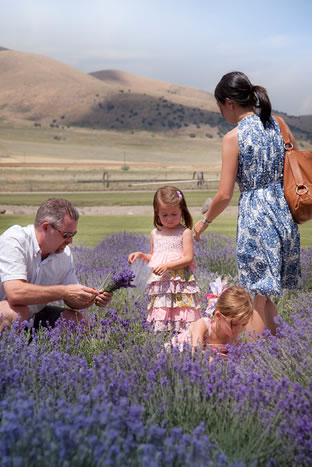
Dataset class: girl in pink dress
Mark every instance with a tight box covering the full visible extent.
[165,283,253,358]
[128,186,201,332]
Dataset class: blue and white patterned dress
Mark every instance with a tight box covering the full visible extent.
[236,114,301,297]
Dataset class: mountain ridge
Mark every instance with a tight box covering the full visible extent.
[0,48,311,141]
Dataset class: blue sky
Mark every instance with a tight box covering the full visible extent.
[1,0,312,115]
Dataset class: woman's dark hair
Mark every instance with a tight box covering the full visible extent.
[214,71,272,127]
[153,186,193,229]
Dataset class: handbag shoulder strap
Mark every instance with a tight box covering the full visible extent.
[274,115,291,146]
[274,115,304,186]
[287,152,305,186]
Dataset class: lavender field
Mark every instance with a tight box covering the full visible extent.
[1,232,312,466]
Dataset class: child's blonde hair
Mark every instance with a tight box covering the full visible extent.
[153,186,193,229]
[215,285,253,322]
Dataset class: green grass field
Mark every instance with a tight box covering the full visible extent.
[0,122,224,191]
[0,190,311,247]
[0,213,311,248]
[0,124,223,165]
[0,191,239,207]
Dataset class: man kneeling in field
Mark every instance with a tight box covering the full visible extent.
[0,198,112,331]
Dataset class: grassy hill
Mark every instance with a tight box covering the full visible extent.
[0,48,113,126]
[72,90,229,135]
[0,48,227,136]
[0,47,311,141]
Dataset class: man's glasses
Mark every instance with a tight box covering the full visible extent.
[51,224,77,240]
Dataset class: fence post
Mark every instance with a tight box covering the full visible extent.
[103,171,110,187]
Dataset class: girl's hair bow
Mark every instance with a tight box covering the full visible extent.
[204,277,228,316]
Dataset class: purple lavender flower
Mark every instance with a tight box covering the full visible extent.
[100,269,136,293]
[1,233,311,466]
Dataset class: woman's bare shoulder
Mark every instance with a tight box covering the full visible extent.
[224,126,238,141]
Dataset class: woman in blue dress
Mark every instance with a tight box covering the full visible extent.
[194,71,301,340]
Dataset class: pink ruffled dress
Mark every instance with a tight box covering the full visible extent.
[147,225,202,332]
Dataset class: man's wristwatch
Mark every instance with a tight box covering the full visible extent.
[202,216,212,225]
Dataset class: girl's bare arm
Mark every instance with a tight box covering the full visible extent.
[190,318,208,349]
[128,233,153,263]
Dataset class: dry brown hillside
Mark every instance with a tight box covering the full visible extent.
[0,48,311,141]
[0,49,221,133]
[0,49,114,124]
[90,69,218,111]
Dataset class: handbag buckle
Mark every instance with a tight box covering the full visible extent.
[296,185,308,195]
[284,142,293,151]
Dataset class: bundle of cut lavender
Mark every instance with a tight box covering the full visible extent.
[100,269,136,293]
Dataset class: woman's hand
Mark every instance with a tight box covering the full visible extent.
[193,219,209,242]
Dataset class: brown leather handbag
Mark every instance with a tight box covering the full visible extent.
[275,115,312,224]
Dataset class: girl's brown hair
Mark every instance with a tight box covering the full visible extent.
[153,186,193,229]
[215,285,253,323]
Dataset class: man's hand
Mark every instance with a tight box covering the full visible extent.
[94,291,113,307]
[64,284,99,309]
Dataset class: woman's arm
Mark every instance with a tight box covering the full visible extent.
[193,128,239,241]
[152,228,193,275]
